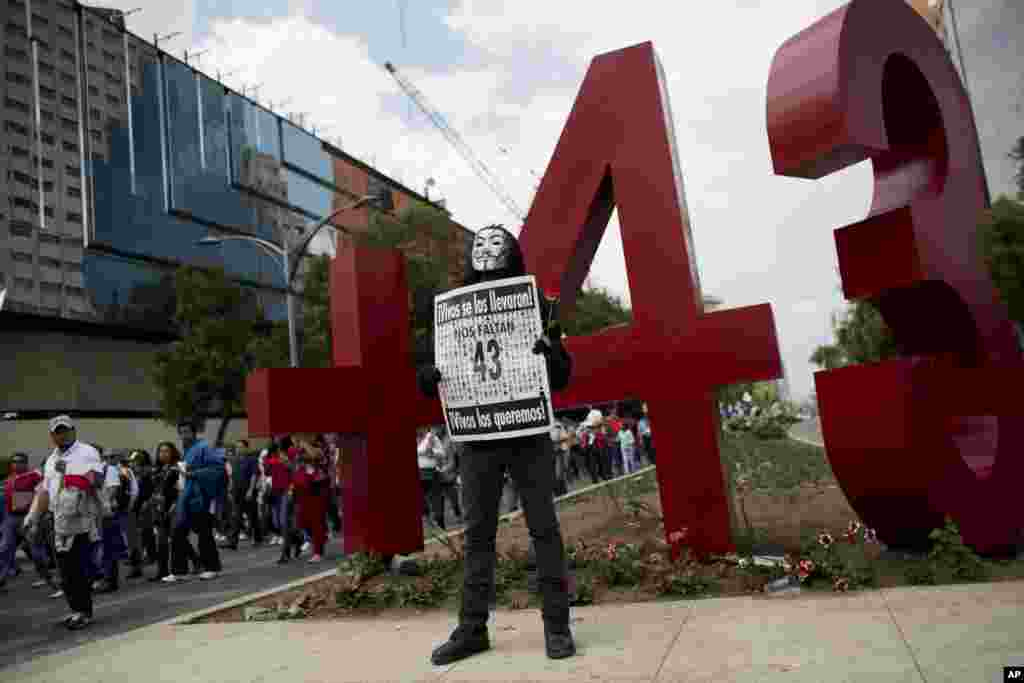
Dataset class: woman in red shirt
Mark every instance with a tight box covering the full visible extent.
[290,442,329,562]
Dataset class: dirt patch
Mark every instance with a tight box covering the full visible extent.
[196,473,864,624]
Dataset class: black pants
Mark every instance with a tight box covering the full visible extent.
[643,435,654,464]
[459,435,569,629]
[172,512,221,574]
[326,487,342,534]
[57,533,93,618]
[583,446,603,483]
[229,491,263,545]
[420,476,446,530]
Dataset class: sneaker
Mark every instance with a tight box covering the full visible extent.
[49,588,64,599]
[93,580,118,594]
[301,541,312,554]
[32,579,48,589]
[162,574,191,584]
[199,571,220,581]
[214,533,227,543]
[65,613,92,630]
[308,554,322,563]
[544,624,576,660]
[430,625,490,666]
[240,533,249,541]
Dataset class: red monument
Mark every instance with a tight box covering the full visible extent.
[767,0,1024,554]
[247,0,1022,557]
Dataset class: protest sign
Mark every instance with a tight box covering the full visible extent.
[434,275,554,442]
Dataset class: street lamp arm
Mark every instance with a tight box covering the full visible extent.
[203,234,285,260]
[285,195,375,287]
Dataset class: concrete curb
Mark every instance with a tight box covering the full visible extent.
[168,465,659,625]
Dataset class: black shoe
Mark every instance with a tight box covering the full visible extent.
[65,613,92,630]
[93,580,119,594]
[544,624,576,660]
[430,625,490,666]
[277,555,290,565]
[127,568,144,579]
[148,574,167,583]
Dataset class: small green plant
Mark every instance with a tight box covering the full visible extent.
[571,574,595,605]
[928,516,989,582]
[594,541,645,587]
[904,562,937,586]
[791,522,879,591]
[338,552,388,580]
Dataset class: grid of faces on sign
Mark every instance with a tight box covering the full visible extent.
[438,286,547,410]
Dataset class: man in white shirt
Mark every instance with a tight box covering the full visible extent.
[24,415,103,630]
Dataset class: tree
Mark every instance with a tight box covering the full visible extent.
[355,201,457,365]
[151,266,266,447]
[978,196,1024,330]
[562,286,632,336]
[809,300,899,370]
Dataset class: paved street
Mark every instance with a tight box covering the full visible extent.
[0,537,338,671]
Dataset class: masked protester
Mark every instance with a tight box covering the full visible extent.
[23,416,105,630]
[418,225,576,664]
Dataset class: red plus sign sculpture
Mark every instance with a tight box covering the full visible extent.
[246,246,441,556]
[767,0,1024,554]
[519,42,783,556]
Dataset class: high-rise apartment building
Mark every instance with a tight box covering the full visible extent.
[1,0,471,451]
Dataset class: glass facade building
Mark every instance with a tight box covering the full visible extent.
[1,0,467,335]
[1,0,472,429]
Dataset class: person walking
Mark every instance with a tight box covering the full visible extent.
[637,412,654,465]
[618,425,637,474]
[223,442,262,549]
[166,421,224,583]
[0,453,46,590]
[149,442,197,582]
[417,428,446,530]
[291,441,329,563]
[92,451,131,594]
[127,450,157,572]
[418,225,575,664]
[23,416,104,630]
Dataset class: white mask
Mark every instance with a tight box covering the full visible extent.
[471,227,512,273]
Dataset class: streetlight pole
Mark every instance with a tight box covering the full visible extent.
[193,194,379,367]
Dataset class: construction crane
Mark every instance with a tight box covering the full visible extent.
[384,61,527,223]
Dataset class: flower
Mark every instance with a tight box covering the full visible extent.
[797,559,815,581]
[845,521,862,543]
[817,532,834,548]
[668,528,688,545]
[833,576,850,592]
[863,528,878,545]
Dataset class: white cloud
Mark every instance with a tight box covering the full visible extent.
[181,2,896,400]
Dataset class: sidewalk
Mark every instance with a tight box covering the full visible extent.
[6,580,1022,682]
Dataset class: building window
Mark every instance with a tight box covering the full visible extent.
[87,85,99,96]
[32,13,48,27]
[65,165,80,177]
[5,22,27,38]
[39,86,57,100]
[6,71,31,86]
[66,286,85,298]
[4,120,30,136]
[105,72,121,85]
[9,145,30,157]
[10,170,35,186]
[65,211,82,224]
[14,277,34,292]
[35,40,51,54]
[41,158,54,169]
[89,129,102,142]
[43,180,55,192]
[9,220,33,237]
[40,282,61,294]
[39,61,55,76]
[5,97,30,114]
[61,95,76,107]
[44,206,55,217]
[66,186,81,198]
[40,133,55,146]
[11,197,38,211]
[58,25,72,38]
[41,109,55,121]
[89,107,101,121]
[11,251,33,264]
[91,151,105,163]
[40,256,62,269]
[4,47,29,62]
[105,93,120,106]
[87,64,97,73]
[102,29,119,43]
[60,71,75,84]
[60,48,74,63]
[60,116,77,132]
[62,140,78,153]
[39,233,60,244]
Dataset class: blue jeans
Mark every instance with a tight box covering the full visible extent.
[0,512,50,582]
[93,514,127,583]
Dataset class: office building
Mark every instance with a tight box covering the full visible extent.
[1,0,472,453]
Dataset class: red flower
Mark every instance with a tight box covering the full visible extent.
[797,559,815,581]
[668,528,688,545]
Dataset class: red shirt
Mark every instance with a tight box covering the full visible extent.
[266,455,292,493]
[5,470,43,513]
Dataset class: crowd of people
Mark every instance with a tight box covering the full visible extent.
[0,406,654,632]
[415,406,656,531]
[0,417,351,630]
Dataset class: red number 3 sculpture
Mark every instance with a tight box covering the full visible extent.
[768,0,1024,554]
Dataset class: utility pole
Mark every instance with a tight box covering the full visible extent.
[153,31,182,52]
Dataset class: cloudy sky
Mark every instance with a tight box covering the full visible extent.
[92,0,1021,401]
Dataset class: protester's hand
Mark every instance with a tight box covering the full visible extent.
[418,365,442,386]
[532,337,551,355]
[22,515,37,536]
